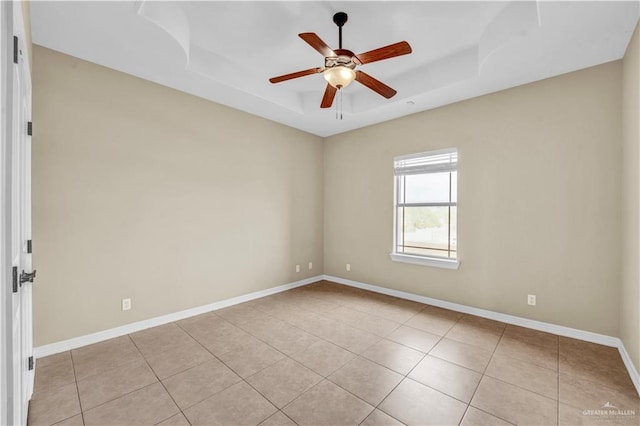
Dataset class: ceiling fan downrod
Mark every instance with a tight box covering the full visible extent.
[333,12,348,49]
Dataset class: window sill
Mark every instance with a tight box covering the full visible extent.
[389,253,460,270]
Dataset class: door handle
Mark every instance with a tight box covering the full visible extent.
[20,269,36,286]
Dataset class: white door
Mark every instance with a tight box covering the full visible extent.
[19,27,34,414]
[4,3,34,424]
[14,33,34,424]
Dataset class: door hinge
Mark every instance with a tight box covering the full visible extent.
[27,121,32,136]
[20,270,36,285]
[27,239,32,253]
[12,267,18,293]
[28,356,34,371]
[13,36,18,64]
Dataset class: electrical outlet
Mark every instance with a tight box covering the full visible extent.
[527,294,536,306]
[346,263,351,272]
[295,264,300,273]
[122,298,131,311]
[308,262,313,270]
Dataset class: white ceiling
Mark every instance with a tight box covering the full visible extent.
[31,1,639,137]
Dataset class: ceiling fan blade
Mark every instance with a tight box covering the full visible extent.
[299,33,336,57]
[355,71,397,99]
[355,41,412,65]
[269,67,323,84]
[321,84,337,108]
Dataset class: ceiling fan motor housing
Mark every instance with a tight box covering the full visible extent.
[325,54,357,70]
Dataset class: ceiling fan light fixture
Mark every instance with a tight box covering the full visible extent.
[269,12,412,108]
[324,66,356,89]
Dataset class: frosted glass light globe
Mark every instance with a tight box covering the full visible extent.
[324,66,356,89]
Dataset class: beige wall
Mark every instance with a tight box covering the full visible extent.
[622,21,640,371]
[33,38,631,347]
[32,46,324,346]
[324,62,622,336]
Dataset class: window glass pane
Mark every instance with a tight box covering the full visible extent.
[401,206,452,256]
[404,172,451,204]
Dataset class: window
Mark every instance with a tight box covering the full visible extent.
[391,148,459,269]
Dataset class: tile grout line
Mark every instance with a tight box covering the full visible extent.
[483,334,566,409]
[290,287,507,369]
[55,298,503,425]
[278,379,346,425]
[80,382,160,422]
[68,350,86,426]
[227,331,406,426]
[273,410,299,426]
[126,334,192,426]
[399,314,491,423]
[463,406,517,426]
[173,317,285,424]
[488,339,560,373]
[73,335,196,423]
[237,288,416,424]
[244,289,523,425]
[165,317,289,382]
[424,320,566,420]
[169,320,247,407]
[266,301,411,424]
[317,282,638,401]
[466,326,574,424]
[427,318,477,426]
[459,321,511,425]
[229,302,380,368]
[361,311,509,424]
[478,334,570,406]
[67,337,165,422]
[362,313,457,425]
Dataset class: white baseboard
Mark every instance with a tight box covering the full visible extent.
[34,272,640,397]
[322,275,618,345]
[323,274,640,396]
[34,275,323,358]
[619,342,640,396]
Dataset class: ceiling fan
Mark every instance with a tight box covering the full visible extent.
[269,12,412,109]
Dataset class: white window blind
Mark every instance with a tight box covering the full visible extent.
[394,148,457,176]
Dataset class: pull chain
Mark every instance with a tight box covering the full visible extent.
[335,88,344,120]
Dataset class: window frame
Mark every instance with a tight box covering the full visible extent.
[390,148,460,270]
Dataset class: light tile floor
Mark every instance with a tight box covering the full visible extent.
[28,280,640,426]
